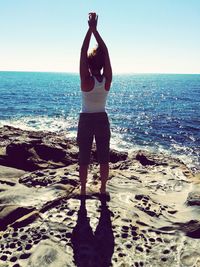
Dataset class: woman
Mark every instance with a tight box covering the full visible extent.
[77,13,112,195]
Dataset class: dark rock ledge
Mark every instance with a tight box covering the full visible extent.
[0,125,128,171]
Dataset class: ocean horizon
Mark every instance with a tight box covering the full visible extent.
[0,70,199,75]
[0,71,199,171]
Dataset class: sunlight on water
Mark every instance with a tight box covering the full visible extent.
[0,72,199,170]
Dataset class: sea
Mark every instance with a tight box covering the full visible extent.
[0,71,199,171]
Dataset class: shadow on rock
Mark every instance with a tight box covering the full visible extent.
[71,197,114,267]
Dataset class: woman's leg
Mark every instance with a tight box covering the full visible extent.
[94,113,111,194]
[77,114,93,195]
[79,164,88,195]
[100,163,109,194]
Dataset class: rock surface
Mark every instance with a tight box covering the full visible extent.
[186,191,200,206]
[0,125,200,267]
[0,126,128,171]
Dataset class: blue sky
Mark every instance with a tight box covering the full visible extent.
[0,0,200,73]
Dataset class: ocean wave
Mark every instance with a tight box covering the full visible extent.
[110,131,199,171]
[0,115,78,134]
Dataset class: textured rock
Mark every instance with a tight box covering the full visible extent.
[0,126,200,267]
[0,126,130,171]
[26,240,73,267]
[34,143,66,161]
[176,220,200,239]
[136,151,156,166]
[0,205,36,231]
[186,191,200,206]
[0,165,26,180]
[109,149,128,163]
[0,126,78,171]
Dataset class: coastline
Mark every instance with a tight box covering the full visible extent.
[1,71,199,175]
[1,117,199,173]
[0,125,200,266]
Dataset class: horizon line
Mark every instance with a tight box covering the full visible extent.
[0,70,199,75]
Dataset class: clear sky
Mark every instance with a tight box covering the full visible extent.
[0,0,200,74]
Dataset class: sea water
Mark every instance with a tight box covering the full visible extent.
[0,71,199,170]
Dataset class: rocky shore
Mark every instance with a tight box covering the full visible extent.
[0,125,200,267]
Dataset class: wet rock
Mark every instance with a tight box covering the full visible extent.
[136,152,156,166]
[109,149,128,163]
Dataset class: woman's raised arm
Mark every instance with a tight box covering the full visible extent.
[88,13,112,89]
[93,29,112,89]
[80,29,92,85]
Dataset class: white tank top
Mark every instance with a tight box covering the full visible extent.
[81,77,109,113]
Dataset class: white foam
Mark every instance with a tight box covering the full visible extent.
[0,115,78,134]
[111,131,199,170]
[0,117,199,171]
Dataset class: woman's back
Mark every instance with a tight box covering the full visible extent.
[81,77,109,113]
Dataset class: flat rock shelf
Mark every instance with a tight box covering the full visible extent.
[0,125,200,267]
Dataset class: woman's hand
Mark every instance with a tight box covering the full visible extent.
[88,12,98,31]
